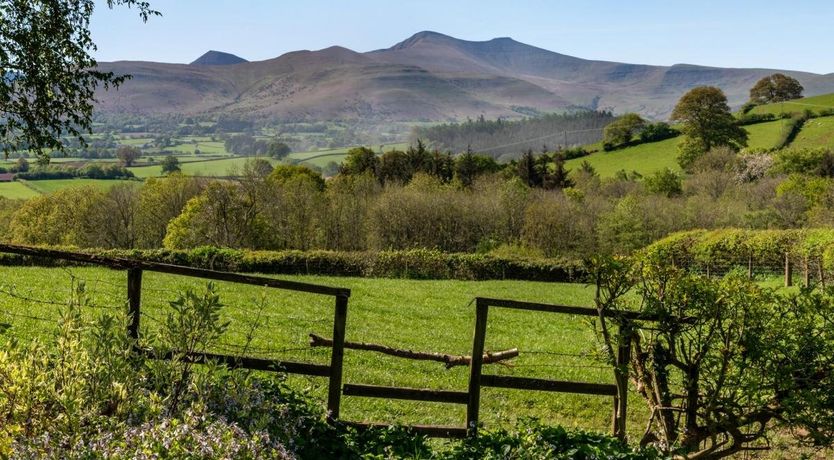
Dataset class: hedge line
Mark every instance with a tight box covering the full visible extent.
[642,229,834,272]
[0,246,584,282]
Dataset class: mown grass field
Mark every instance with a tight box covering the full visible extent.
[566,137,681,177]
[749,93,834,116]
[0,182,41,199]
[791,116,834,149]
[0,266,638,434]
[128,156,278,178]
[21,179,137,194]
[568,119,799,177]
[744,119,789,150]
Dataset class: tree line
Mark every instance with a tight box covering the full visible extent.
[410,111,614,161]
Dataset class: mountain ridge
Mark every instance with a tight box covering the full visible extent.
[94,31,834,121]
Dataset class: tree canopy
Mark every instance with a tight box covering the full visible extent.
[749,73,804,104]
[603,113,646,149]
[671,86,747,170]
[0,0,158,160]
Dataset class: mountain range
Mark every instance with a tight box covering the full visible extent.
[94,31,834,121]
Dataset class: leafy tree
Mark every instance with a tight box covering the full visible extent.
[135,174,204,248]
[749,73,804,104]
[0,1,158,160]
[643,167,682,197]
[266,140,291,159]
[268,164,324,191]
[116,145,141,167]
[160,155,180,175]
[340,147,378,176]
[603,113,646,149]
[15,156,28,172]
[671,86,748,171]
[592,257,834,458]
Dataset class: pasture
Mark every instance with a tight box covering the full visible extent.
[744,119,789,150]
[0,182,41,199]
[0,265,638,434]
[566,137,681,177]
[749,92,834,116]
[791,116,834,149]
[21,178,137,194]
[128,156,278,178]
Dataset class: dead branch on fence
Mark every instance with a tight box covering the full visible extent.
[309,333,518,368]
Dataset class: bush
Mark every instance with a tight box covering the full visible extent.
[445,420,659,459]
[0,246,585,282]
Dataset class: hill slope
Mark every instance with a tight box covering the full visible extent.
[94,31,834,122]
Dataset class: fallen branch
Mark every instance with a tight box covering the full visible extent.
[309,333,518,369]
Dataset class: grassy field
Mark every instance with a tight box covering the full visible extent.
[749,92,834,116]
[744,119,789,150]
[567,120,798,177]
[0,266,637,434]
[21,179,137,194]
[128,156,278,178]
[566,137,681,177]
[791,116,834,149]
[0,182,41,199]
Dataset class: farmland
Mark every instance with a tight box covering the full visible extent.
[791,116,834,149]
[564,118,789,177]
[0,265,634,433]
[749,92,834,116]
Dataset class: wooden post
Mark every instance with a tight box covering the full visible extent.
[747,255,753,279]
[785,253,793,287]
[127,268,142,341]
[327,294,348,421]
[466,299,489,437]
[613,322,632,440]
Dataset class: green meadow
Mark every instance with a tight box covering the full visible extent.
[0,266,636,434]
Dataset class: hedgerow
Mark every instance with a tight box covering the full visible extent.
[0,246,584,282]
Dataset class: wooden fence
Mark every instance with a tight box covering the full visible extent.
[0,244,658,439]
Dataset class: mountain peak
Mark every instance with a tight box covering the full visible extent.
[388,31,457,50]
[190,50,248,66]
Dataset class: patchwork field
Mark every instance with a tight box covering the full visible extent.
[744,119,789,150]
[749,93,834,116]
[791,116,834,149]
[566,137,681,177]
[0,182,41,199]
[21,178,137,194]
[0,266,638,435]
[128,156,278,178]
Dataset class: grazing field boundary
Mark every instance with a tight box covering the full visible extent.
[0,244,660,439]
[0,246,584,282]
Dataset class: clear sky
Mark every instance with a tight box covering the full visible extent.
[92,0,834,74]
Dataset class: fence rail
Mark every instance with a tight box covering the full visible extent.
[0,244,662,440]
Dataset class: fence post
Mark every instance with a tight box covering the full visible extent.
[613,321,632,440]
[747,255,753,279]
[785,253,793,287]
[327,294,349,421]
[127,268,142,341]
[466,298,489,437]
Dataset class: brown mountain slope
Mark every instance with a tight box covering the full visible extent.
[94,31,834,121]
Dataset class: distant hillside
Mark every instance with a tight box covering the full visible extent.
[94,31,834,122]
[190,50,248,66]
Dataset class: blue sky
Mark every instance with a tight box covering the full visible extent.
[92,0,834,74]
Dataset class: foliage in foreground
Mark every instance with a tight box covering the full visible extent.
[590,256,834,459]
[0,281,648,459]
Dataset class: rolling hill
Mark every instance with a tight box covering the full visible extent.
[94,31,834,122]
